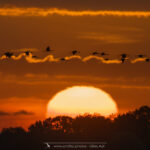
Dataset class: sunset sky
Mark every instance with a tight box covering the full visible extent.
[0,0,150,130]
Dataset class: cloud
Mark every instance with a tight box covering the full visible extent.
[78,33,138,44]
[0,53,121,64]
[0,110,34,116]
[25,73,49,78]
[97,84,150,90]
[1,72,150,91]
[25,53,59,63]
[0,0,150,11]
[82,55,121,64]
[0,111,10,116]
[131,58,147,63]
[0,53,59,62]
[54,75,150,90]
[13,110,34,116]
[10,48,38,53]
[0,7,150,18]
[0,52,149,64]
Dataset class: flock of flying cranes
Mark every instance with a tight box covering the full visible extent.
[1,46,150,64]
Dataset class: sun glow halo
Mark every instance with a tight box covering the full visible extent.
[47,86,118,118]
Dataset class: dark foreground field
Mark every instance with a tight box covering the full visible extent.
[0,106,150,150]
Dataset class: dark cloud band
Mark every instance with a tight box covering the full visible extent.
[0,0,150,11]
[0,110,34,116]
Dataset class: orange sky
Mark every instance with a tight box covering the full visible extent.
[0,0,150,130]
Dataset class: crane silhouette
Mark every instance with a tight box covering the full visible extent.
[120,54,127,59]
[105,58,109,61]
[121,58,126,63]
[32,55,37,58]
[4,52,13,58]
[24,51,31,56]
[137,54,144,58]
[145,58,150,62]
[100,52,108,56]
[60,58,66,61]
[120,54,128,63]
[72,50,79,55]
[92,52,99,55]
[46,46,54,52]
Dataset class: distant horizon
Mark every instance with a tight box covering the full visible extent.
[0,104,148,131]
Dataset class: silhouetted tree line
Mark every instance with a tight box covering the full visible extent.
[0,106,150,150]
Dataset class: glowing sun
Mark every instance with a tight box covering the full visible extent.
[47,86,118,117]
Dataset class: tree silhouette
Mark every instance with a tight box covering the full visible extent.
[0,105,149,150]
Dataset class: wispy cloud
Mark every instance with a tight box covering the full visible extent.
[1,72,150,91]
[0,52,149,64]
[0,7,150,18]
[0,111,10,116]
[78,33,138,44]
[13,110,34,116]
[131,58,147,63]
[0,110,34,116]
[82,55,121,64]
[98,84,150,90]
